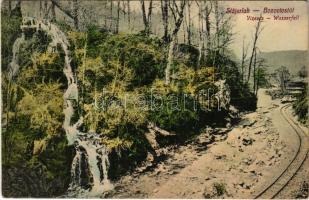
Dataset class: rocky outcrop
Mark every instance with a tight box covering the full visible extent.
[214,80,231,111]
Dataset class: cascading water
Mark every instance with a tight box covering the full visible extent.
[20,18,114,197]
[8,34,25,81]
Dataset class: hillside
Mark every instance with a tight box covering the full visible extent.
[259,50,308,75]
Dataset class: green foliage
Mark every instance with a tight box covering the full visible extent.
[19,31,51,67]
[148,83,200,137]
[2,20,260,195]
[213,182,226,196]
[147,65,220,139]
[2,20,71,196]
[98,33,165,87]
[17,83,64,138]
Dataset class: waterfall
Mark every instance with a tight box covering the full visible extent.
[22,18,114,196]
[8,34,25,81]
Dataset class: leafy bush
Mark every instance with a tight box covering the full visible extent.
[213,182,226,196]
[98,33,165,87]
[148,85,200,137]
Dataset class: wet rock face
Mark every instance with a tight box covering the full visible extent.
[70,148,93,190]
[214,80,231,110]
[2,166,70,197]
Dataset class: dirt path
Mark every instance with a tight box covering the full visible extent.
[108,89,308,199]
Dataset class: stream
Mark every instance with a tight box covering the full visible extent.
[13,17,114,197]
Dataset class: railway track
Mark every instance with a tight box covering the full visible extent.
[254,104,309,199]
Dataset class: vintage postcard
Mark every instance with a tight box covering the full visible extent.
[1,0,308,199]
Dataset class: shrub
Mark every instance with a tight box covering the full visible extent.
[98,33,165,87]
[213,182,226,196]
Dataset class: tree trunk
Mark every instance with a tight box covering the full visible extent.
[197,2,203,68]
[165,35,176,85]
[183,11,187,43]
[241,48,245,82]
[39,0,42,18]
[72,0,79,30]
[115,0,120,33]
[214,0,219,50]
[253,48,257,93]
[110,1,113,30]
[140,0,153,34]
[247,17,262,83]
[127,0,131,29]
[140,0,149,33]
[104,2,107,28]
[44,0,48,18]
[241,38,248,83]
[247,44,257,83]
[51,0,56,21]
[8,0,12,15]
[147,0,153,27]
[165,0,186,85]
[161,0,169,43]
[255,70,260,96]
[164,0,186,85]
[187,2,191,45]
[205,4,211,51]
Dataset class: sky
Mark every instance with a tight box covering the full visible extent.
[8,0,308,58]
[222,1,308,56]
[129,0,308,57]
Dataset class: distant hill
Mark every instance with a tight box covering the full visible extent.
[259,50,308,75]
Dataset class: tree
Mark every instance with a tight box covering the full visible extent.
[195,0,212,67]
[252,48,268,94]
[160,0,169,43]
[253,47,257,92]
[51,0,57,21]
[298,66,308,78]
[254,63,268,95]
[196,0,203,68]
[247,15,263,83]
[115,0,121,33]
[127,0,131,29]
[8,0,12,15]
[140,0,153,35]
[241,37,249,82]
[50,0,79,29]
[214,0,219,50]
[275,66,290,93]
[186,1,192,45]
[110,1,113,30]
[44,0,48,18]
[204,0,212,51]
[165,0,186,85]
[72,0,79,29]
